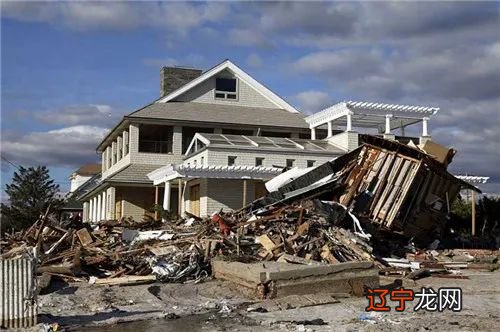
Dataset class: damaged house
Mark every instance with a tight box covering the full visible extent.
[79,59,456,222]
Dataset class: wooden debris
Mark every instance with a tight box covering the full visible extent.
[76,228,93,246]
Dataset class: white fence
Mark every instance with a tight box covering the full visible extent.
[0,250,37,328]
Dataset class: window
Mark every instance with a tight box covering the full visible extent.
[228,156,237,166]
[286,159,295,167]
[201,156,204,165]
[193,159,197,166]
[215,78,237,100]
[139,125,173,154]
[261,131,291,138]
[307,160,316,167]
[255,157,264,167]
[222,128,253,136]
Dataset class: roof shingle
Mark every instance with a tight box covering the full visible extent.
[127,102,309,129]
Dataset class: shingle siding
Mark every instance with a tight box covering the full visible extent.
[205,149,337,169]
[175,70,277,109]
[120,186,155,221]
[205,178,255,216]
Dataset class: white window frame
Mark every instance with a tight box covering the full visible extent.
[215,77,238,101]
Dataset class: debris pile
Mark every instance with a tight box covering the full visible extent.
[1,198,384,285]
[1,136,497,287]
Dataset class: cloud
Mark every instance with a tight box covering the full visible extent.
[294,90,332,114]
[246,53,263,68]
[34,104,120,127]
[0,125,107,169]
[1,1,230,33]
[142,54,206,69]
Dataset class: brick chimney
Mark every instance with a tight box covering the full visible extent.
[160,66,203,97]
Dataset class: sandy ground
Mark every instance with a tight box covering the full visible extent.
[12,269,500,331]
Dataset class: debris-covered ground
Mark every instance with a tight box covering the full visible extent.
[23,269,500,331]
[2,136,499,330]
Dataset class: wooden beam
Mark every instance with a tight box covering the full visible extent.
[471,190,476,236]
[154,186,159,220]
[242,179,248,207]
[178,178,182,216]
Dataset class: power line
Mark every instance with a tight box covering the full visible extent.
[1,155,20,169]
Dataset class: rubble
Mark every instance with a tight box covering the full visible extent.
[1,136,498,297]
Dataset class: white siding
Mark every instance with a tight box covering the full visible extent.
[205,149,338,169]
[175,71,277,109]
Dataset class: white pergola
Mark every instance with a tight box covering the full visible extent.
[305,101,439,140]
[454,175,489,236]
[147,164,282,214]
[455,175,490,184]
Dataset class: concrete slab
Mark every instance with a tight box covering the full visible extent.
[212,259,379,298]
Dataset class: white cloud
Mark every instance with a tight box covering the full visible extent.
[246,53,263,68]
[294,90,332,114]
[1,1,230,33]
[0,125,108,168]
[34,104,120,127]
[142,54,206,68]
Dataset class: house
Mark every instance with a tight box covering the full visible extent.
[79,59,439,221]
[69,163,101,193]
[60,164,101,220]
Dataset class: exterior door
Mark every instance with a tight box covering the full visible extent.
[190,184,200,217]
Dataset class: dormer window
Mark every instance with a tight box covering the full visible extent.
[215,78,237,100]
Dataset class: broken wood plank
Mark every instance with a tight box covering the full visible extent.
[258,234,277,253]
[93,275,156,286]
[76,228,93,246]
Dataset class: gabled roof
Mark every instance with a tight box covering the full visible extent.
[156,59,300,114]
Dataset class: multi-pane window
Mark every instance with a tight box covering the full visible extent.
[138,125,173,154]
[215,78,237,100]
[255,157,264,167]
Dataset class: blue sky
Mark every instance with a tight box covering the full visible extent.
[1,1,499,198]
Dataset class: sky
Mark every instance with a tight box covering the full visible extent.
[1,1,499,199]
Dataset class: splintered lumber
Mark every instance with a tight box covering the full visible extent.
[94,275,156,286]
[45,231,71,255]
[76,228,93,246]
[321,245,339,264]
[258,234,278,252]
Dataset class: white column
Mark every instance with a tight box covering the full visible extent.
[89,199,94,222]
[385,114,392,134]
[122,130,129,156]
[101,192,107,221]
[92,197,97,222]
[346,112,353,132]
[311,127,316,140]
[117,136,123,161]
[111,141,117,165]
[106,146,111,169]
[327,121,333,138]
[97,194,102,221]
[422,117,429,136]
[163,181,171,211]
